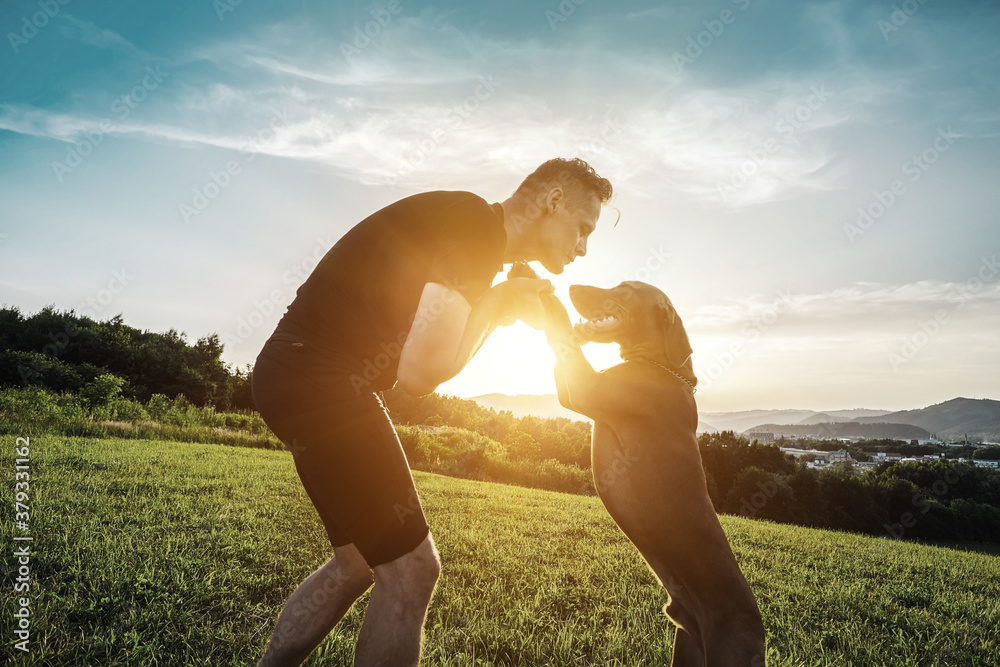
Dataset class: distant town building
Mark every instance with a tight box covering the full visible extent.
[866,452,903,462]
[780,448,853,468]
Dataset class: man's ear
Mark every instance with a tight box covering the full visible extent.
[546,186,565,214]
[658,297,694,373]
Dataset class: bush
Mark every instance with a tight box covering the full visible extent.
[147,394,173,420]
[112,398,150,422]
[161,406,189,427]
[80,373,126,408]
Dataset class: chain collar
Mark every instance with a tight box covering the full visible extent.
[638,358,697,394]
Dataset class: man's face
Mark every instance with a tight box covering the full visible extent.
[536,190,601,275]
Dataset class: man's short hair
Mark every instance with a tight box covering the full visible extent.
[513,157,613,207]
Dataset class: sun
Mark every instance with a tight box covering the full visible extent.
[436,321,622,400]
[436,324,555,398]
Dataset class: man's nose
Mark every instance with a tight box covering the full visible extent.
[575,237,588,257]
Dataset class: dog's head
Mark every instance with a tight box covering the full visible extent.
[570,281,696,385]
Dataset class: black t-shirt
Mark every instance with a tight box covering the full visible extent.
[274,190,507,389]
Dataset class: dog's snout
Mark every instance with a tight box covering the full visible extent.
[569,284,614,314]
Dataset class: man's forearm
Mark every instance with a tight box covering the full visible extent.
[397,282,509,396]
[443,283,508,380]
[398,277,548,396]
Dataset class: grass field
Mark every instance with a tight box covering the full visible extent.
[3,435,999,666]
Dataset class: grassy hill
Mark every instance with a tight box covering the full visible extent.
[2,435,999,666]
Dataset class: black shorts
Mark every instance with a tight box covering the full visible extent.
[251,331,429,567]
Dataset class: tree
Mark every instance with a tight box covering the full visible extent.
[727,467,799,522]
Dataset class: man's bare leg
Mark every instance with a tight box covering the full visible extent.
[258,543,375,667]
[353,532,441,667]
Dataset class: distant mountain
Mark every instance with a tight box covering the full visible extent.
[852,398,1000,442]
[467,394,1000,443]
[697,420,720,434]
[700,409,816,433]
[470,394,586,422]
[701,408,891,434]
[825,409,895,420]
[797,412,852,426]
[755,422,932,440]
[468,398,867,431]
[469,395,724,434]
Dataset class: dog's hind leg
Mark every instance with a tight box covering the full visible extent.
[661,593,705,667]
[700,610,766,667]
[670,624,706,667]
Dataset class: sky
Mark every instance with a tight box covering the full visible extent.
[1,0,998,412]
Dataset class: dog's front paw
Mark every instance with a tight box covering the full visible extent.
[540,293,578,355]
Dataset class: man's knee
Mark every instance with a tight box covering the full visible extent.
[330,545,375,595]
[344,561,377,596]
[401,532,441,586]
[374,533,440,595]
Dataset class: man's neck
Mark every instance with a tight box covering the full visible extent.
[500,196,538,263]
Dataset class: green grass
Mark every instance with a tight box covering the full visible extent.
[2,435,999,666]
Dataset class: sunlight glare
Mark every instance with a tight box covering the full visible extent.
[437,320,625,399]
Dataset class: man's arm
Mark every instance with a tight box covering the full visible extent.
[396,278,551,396]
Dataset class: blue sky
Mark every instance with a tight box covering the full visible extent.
[1,0,998,411]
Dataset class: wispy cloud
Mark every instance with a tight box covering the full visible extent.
[2,0,998,410]
[623,7,675,21]
[59,14,161,62]
[690,279,1000,335]
[3,5,997,207]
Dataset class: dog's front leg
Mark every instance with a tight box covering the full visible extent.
[541,293,655,423]
[552,358,576,413]
[541,293,604,418]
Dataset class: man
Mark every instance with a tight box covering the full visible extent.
[252,157,613,666]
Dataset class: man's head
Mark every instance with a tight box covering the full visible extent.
[504,157,613,274]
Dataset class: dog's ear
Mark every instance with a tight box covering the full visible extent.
[657,297,694,373]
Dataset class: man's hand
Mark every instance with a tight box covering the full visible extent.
[500,277,554,330]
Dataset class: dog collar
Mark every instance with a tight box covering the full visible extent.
[638,358,697,394]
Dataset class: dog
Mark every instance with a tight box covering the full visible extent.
[537,278,766,667]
